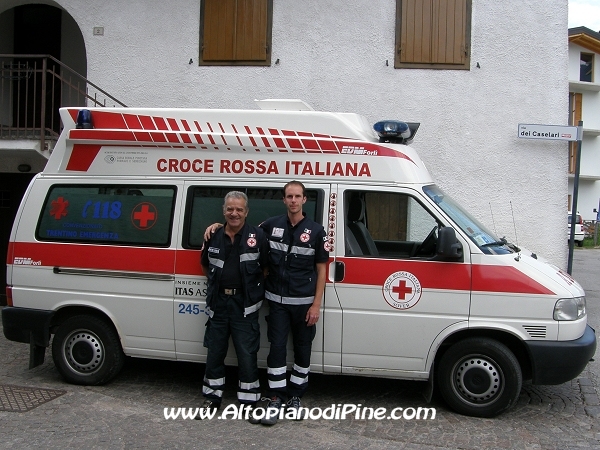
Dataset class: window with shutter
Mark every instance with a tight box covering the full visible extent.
[395,0,471,69]
[199,0,272,66]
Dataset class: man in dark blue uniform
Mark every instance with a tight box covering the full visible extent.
[198,191,268,422]
[259,181,329,425]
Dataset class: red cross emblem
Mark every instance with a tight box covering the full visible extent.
[382,271,422,310]
[131,202,158,230]
[392,280,413,300]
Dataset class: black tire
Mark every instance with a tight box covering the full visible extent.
[437,337,522,418]
[52,315,124,385]
[577,240,584,248]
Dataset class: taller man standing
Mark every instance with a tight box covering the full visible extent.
[259,181,329,425]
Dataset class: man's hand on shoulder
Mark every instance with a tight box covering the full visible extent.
[203,223,223,241]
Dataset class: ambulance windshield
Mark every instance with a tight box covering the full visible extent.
[423,185,513,254]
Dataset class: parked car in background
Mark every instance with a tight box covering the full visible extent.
[568,211,584,247]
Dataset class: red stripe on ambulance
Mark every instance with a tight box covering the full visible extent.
[341,258,471,291]
[9,241,556,296]
[339,257,555,295]
[139,115,157,130]
[86,110,127,129]
[123,114,143,129]
[10,242,177,274]
[65,145,102,172]
[472,264,554,295]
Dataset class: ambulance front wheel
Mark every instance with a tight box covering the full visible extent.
[437,337,522,418]
[52,315,125,385]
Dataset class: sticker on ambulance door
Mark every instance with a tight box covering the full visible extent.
[382,271,422,310]
[131,202,158,230]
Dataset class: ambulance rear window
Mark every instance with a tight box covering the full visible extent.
[36,184,176,246]
[183,186,322,249]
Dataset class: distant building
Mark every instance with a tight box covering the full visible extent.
[568,26,600,221]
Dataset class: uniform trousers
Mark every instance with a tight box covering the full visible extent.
[266,300,316,401]
[202,291,261,404]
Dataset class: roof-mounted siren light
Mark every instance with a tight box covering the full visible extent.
[373,120,420,144]
[76,109,93,129]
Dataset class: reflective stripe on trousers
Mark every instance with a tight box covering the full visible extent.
[238,379,261,403]
[203,375,224,399]
[266,301,315,400]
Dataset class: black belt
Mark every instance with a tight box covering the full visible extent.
[220,288,240,295]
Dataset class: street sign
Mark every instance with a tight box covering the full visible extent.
[517,121,583,273]
[517,123,579,141]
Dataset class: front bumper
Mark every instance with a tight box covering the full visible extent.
[526,325,597,385]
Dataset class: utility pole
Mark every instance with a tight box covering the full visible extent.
[567,120,583,275]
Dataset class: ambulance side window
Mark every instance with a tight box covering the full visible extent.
[36,184,176,246]
[344,191,439,259]
[183,186,322,249]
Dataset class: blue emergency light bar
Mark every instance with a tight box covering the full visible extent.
[373,120,420,144]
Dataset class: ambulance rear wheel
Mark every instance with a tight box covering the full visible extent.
[52,315,124,385]
[437,337,522,418]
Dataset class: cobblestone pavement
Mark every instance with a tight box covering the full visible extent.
[1,250,599,449]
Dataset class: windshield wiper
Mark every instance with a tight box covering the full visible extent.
[506,242,520,252]
[481,237,508,247]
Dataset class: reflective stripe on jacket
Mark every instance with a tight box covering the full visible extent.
[204,223,266,316]
[260,214,328,305]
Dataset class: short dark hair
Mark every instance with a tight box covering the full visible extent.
[283,180,306,197]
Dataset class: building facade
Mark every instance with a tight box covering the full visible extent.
[0,0,570,283]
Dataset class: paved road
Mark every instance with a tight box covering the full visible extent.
[1,250,599,449]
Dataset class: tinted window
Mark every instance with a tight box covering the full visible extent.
[184,186,321,249]
[36,185,176,246]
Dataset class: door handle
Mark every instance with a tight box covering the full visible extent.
[334,261,345,282]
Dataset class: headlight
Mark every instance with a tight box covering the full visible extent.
[553,296,586,321]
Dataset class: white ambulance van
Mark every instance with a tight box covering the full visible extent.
[3,100,596,418]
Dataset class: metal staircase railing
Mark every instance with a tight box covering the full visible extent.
[0,54,127,155]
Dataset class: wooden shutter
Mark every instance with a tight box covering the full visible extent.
[432,0,467,64]
[399,0,433,64]
[202,0,268,63]
[203,0,236,61]
[397,0,470,68]
[235,0,267,61]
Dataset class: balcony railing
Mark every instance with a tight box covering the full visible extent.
[0,54,126,153]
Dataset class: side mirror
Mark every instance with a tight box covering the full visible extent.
[436,227,463,260]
